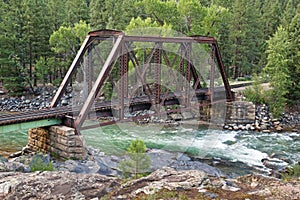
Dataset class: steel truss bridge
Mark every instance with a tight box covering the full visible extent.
[0,30,234,134]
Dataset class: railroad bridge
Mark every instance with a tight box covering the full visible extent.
[0,30,235,159]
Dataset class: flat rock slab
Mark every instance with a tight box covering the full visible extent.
[0,171,120,199]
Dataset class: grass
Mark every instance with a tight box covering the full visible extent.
[134,189,206,200]
[30,154,54,172]
[281,164,300,181]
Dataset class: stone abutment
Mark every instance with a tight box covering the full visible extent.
[27,125,87,160]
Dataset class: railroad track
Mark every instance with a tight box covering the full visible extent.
[0,87,220,126]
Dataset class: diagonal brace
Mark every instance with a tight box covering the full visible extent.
[74,34,125,132]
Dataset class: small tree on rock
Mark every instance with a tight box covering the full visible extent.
[119,139,150,179]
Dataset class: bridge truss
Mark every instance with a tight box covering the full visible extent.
[50,30,233,133]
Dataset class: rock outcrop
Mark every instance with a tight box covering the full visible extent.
[0,167,299,200]
[0,171,119,199]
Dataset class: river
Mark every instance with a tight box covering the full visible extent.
[1,123,299,176]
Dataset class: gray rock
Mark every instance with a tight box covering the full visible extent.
[5,162,29,172]
[169,160,224,177]
[245,124,251,130]
[176,153,191,161]
[170,113,182,120]
[0,171,119,199]
[61,99,68,106]
[181,112,194,120]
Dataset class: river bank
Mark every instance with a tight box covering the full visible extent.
[1,144,300,199]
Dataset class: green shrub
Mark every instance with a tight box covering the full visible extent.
[237,76,252,81]
[242,75,267,104]
[30,154,54,172]
[242,74,285,118]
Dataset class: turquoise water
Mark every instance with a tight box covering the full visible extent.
[1,123,299,171]
[0,130,28,157]
[81,122,300,171]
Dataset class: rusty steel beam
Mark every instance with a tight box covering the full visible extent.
[212,42,234,101]
[123,43,129,98]
[179,44,185,92]
[118,43,128,120]
[88,29,124,37]
[51,35,92,107]
[87,45,93,94]
[124,35,216,44]
[185,43,192,107]
[74,34,125,132]
[154,43,162,107]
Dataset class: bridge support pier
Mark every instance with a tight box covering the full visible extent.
[27,126,87,160]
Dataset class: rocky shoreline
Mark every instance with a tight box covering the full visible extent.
[0,87,71,111]
[1,141,297,181]
[224,104,300,133]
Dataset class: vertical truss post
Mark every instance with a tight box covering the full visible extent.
[179,44,185,92]
[209,45,215,102]
[124,43,129,98]
[118,43,128,120]
[154,42,162,111]
[87,45,93,94]
[185,43,191,107]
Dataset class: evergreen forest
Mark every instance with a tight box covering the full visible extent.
[0,0,299,110]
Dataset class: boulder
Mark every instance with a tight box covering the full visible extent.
[181,112,194,120]
[169,113,182,121]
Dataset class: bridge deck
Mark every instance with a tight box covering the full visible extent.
[0,88,216,132]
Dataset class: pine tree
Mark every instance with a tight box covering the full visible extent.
[286,9,300,102]
[65,0,89,26]
[264,26,291,116]
[228,0,264,78]
[119,139,150,179]
[0,0,27,95]
[261,0,283,39]
[211,0,234,8]
[89,0,107,30]
[48,0,67,30]
[281,0,299,27]
[23,0,53,87]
